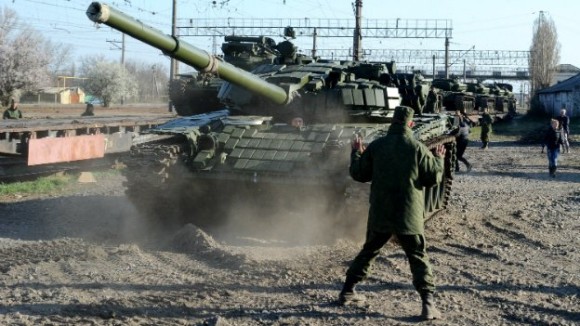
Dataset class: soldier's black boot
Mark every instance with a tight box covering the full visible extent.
[549,166,555,178]
[420,291,442,320]
[338,276,365,305]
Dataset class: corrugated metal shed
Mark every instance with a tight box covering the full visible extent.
[538,73,580,94]
[537,72,580,117]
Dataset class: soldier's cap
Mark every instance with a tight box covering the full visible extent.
[393,106,414,124]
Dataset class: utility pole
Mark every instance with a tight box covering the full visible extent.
[121,33,125,66]
[432,55,436,79]
[107,35,126,104]
[169,0,178,112]
[121,33,125,105]
[353,0,362,61]
[106,37,125,62]
[312,27,318,59]
[444,37,450,79]
[152,65,160,98]
[212,35,218,55]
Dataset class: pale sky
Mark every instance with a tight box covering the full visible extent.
[4,0,579,74]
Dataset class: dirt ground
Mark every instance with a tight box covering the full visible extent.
[0,109,579,325]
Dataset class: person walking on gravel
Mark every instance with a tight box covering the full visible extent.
[452,112,472,172]
[338,106,446,321]
[556,108,570,153]
[480,107,493,149]
[544,118,564,178]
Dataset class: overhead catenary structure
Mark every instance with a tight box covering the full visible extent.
[177,16,454,77]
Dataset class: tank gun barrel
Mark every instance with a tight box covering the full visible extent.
[86,2,289,105]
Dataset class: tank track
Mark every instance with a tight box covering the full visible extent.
[423,135,456,221]
[121,138,190,230]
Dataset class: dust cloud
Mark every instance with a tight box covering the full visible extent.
[187,181,369,247]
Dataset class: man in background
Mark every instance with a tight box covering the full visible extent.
[480,108,493,149]
[3,98,23,120]
[556,108,570,153]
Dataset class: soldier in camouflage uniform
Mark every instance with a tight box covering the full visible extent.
[2,98,23,120]
[424,86,439,113]
[338,106,445,320]
[480,108,493,149]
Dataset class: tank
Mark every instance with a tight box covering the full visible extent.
[86,3,457,240]
[432,78,515,125]
[487,82,517,115]
[169,35,282,116]
[466,82,495,112]
[396,72,431,115]
[431,78,476,115]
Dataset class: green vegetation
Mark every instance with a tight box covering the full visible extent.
[0,168,123,199]
[469,113,578,143]
[0,173,72,197]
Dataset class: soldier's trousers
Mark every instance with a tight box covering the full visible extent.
[346,229,435,293]
[480,130,491,143]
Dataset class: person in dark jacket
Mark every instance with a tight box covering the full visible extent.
[556,109,570,153]
[544,118,564,177]
[338,106,446,321]
[452,112,472,172]
[81,103,95,116]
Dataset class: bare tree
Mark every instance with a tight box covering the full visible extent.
[125,60,169,103]
[528,11,560,95]
[45,40,74,82]
[0,7,53,105]
[80,56,138,107]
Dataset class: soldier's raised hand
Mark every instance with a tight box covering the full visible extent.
[433,144,446,158]
[352,134,366,154]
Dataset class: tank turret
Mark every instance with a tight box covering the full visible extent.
[169,35,280,116]
[87,2,401,124]
[221,35,279,70]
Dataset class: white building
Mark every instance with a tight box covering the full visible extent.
[551,64,580,85]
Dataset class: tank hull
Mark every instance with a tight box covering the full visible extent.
[121,111,455,240]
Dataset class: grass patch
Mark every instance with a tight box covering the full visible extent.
[91,168,123,178]
[494,115,548,136]
[0,173,73,197]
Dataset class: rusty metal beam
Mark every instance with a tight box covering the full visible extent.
[27,135,106,166]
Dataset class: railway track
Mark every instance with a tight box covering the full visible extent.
[0,154,128,183]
